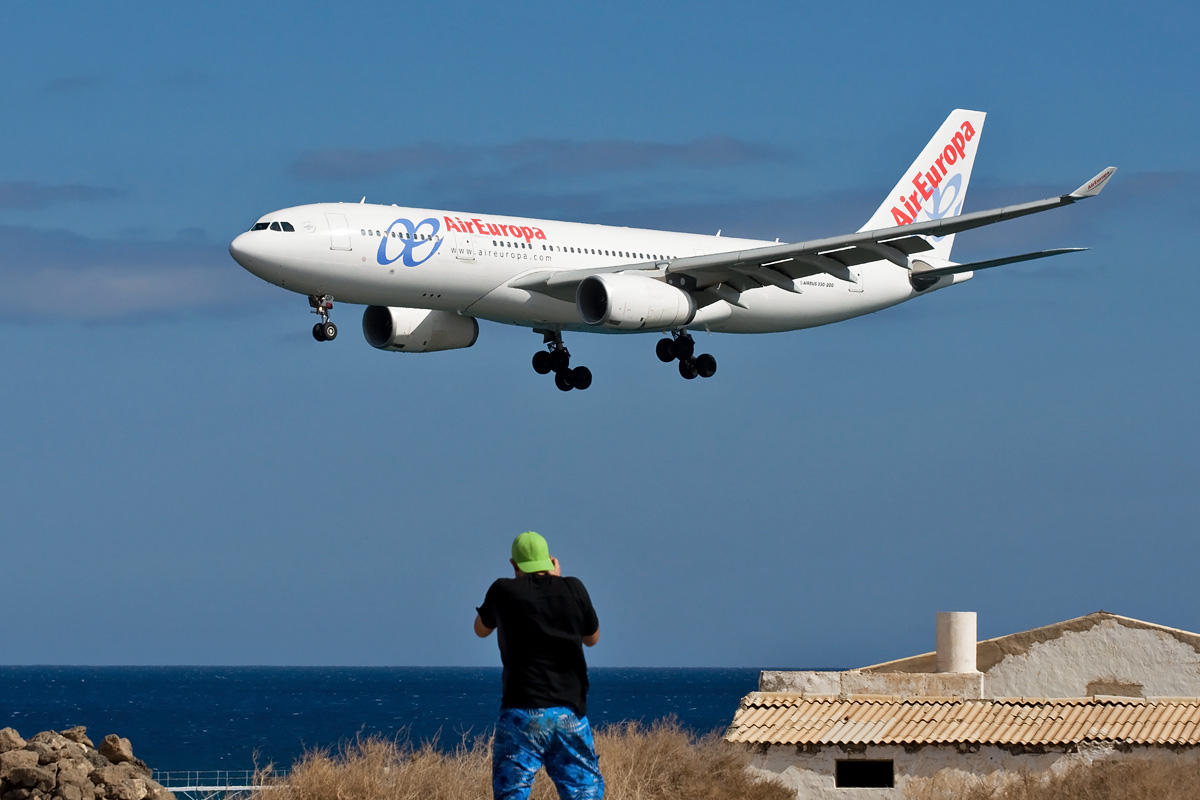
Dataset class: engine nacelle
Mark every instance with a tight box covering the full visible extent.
[576,274,696,330]
[361,306,479,352]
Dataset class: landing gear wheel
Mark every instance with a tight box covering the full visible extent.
[308,295,336,341]
[549,349,570,373]
[656,338,675,363]
[695,353,717,378]
[679,359,699,380]
[534,328,592,391]
[571,366,592,390]
[671,336,694,360]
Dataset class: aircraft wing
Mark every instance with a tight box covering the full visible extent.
[510,167,1116,303]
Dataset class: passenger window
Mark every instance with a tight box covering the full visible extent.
[281,222,295,232]
[360,229,366,236]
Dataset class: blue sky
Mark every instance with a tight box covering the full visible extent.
[1,2,1196,668]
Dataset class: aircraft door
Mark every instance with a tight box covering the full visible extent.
[326,213,352,251]
[454,230,475,261]
[849,265,863,292]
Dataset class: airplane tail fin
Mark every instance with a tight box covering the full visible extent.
[858,109,987,261]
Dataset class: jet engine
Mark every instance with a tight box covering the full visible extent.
[361,306,479,352]
[576,274,696,330]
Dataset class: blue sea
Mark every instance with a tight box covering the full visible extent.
[0,667,761,772]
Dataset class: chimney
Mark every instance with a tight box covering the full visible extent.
[936,611,979,673]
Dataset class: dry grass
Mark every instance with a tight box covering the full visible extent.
[905,757,1200,800]
[255,719,790,800]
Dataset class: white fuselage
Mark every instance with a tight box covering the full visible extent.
[229,202,962,335]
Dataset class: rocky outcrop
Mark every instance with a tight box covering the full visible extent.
[0,727,172,800]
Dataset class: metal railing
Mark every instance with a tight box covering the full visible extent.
[152,770,288,798]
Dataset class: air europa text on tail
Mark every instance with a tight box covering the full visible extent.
[891,120,977,225]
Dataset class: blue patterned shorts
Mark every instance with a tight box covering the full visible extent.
[493,707,604,800]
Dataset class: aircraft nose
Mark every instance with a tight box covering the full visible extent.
[229,232,254,266]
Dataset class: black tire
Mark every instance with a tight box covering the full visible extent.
[656,338,675,363]
[312,323,326,342]
[550,349,570,373]
[695,353,717,378]
[678,359,698,380]
[571,366,592,390]
[554,372,574,391]
[323,322,338,341]
[671,336,694,360]
[532,351,552,374]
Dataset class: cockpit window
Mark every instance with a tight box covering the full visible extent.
[269,222,282,231]
[251,222,269,231]
[281,222,295,232]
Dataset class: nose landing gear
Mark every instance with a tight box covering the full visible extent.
[532,329,592,391]
[656,331,716,380]
[309,295,337,341]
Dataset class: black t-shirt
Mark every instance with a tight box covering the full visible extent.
[476,574,599,717]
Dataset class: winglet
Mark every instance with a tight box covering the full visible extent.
[1069,167,1117,199]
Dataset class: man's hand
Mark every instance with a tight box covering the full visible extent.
[549,556,562,577]
[474,613,495,638]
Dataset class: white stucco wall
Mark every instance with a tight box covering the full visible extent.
[984,618,1200,698]
[745,744,1200,800]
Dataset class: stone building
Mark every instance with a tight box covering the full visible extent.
[725,611,1200,799]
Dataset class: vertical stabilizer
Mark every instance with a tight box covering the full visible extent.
[858,109,987,260]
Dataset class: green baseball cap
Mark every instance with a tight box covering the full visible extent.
[511,531,554,574]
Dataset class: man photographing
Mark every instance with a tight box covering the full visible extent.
[474,531,604,800]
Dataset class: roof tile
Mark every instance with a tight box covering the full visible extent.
[726,694,1200,746]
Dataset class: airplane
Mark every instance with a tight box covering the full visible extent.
[229,109,1115,391]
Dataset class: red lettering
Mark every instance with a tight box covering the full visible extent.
[952,132,966,160]
[961,120,975,141]
[891,206,913,225]
[912,171,932,201]
[520,226,535,242]
[926,169,942,191]
[935,154,946,176]
[906,191,920,215]
[443,216,460,233]
[498,225,510,236]
[472,218,486,235]
[943,144,957,166]
[534,228,546,240]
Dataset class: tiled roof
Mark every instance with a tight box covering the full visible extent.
[726,693,1200,746]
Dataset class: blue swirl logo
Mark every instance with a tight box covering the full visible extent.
[377,217,443,267]
[924,173,964,242]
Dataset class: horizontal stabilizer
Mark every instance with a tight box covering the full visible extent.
[912,248,1087,279]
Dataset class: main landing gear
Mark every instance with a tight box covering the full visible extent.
[531,329,592,392]
[656,331,716,380]
[309,295,337,341]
